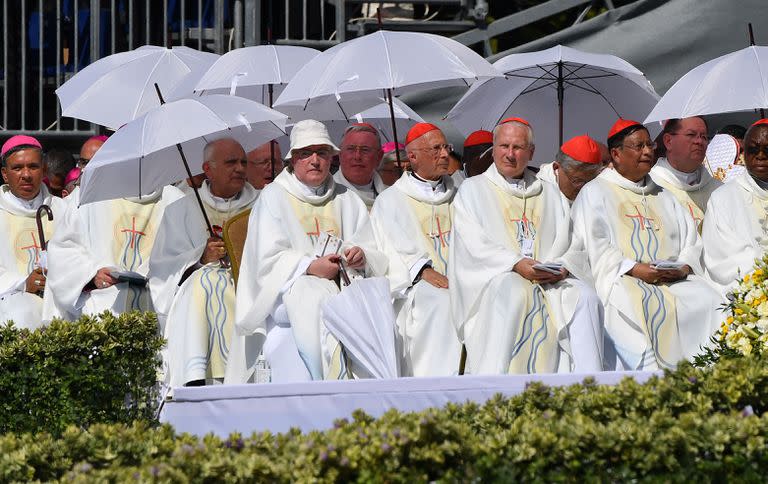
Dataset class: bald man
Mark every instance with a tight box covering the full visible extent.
[370,123,462,376]
[78,135,107,169]
[247,140,283,189]
[150,138,260,387]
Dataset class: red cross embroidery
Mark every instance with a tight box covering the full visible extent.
[688,203,702,227]
[625,206,655,231]
[20,232,41,263]
[120,216,146,248]
[306,217,322,238]
[430,216,450,248]
[510,212,533,238]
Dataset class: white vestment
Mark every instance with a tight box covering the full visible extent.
[650,157,722,233]
[566,169,722,370]
[230,170,391,382]
[370,172,462,376]
[450,169,466,187]
[0,185,64,329]
[702,172,768,294]
[149,181,259,387]
[46,186,184,320]
[333,170,389,210]
[536,161,557,185]
[449,166,604,375]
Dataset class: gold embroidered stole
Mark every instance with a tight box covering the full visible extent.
[490,185,559,373]
[405,199,452,276]
[607,182,680,369]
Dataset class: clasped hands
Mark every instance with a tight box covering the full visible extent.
[630,263,691,285]
[307,246,366,280]
[25,267,47,295]
[513,258,569,285]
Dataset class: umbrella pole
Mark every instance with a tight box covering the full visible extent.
[557,61,564,147]
[385,88,404,175]
[269,83,276,180]
[154,83,215,237]
[748,24,766,118]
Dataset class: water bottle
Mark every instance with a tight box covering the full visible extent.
[255,352,271,384]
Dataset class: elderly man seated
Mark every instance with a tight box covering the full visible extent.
[232,120,390,382]
[371,123,462,376]
[537,135,605,205]
[703,119,768,294]
[246,140,283,190]
[449,117,604,375]
[0,136,65,329]
[149,138,260,387]
[333,123,388,209]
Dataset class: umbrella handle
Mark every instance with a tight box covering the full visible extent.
[35,204,53,251]
[339,260,351,287]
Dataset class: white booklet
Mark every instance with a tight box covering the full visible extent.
[109,270,148,286]
[532,262,564,275]
[650,260,685,271]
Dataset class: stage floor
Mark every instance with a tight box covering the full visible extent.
[160,371,660,436]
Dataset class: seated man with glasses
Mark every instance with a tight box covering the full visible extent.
[450,117,604,375]
[651,117,721,233]
[231,120,393,382]
[703,119,768,295]
[565,118,721,371]
[333,123,388,210]
[149,138,260,387]
[537,135,604,205]
[370,123,462,377]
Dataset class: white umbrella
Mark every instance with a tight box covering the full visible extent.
[321,277,399,380]
[275,30,499,167]
[193,45,320,105]
[56,45,219,129]
[644,45,768,124]
[274,98,424,154]
[79,94,287,234]
[446,45,660,166]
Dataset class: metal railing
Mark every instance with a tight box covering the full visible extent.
[1,0,243,137]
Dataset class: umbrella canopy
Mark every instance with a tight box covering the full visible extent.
[274,97,424,154]
[79,94,287,205]
[56,45,219,129]
[274,30,500,121]
[446,45,660,166]
[322,277,399,380]
[192,45,320,105]
[644,45,768,123]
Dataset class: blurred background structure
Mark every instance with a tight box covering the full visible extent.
[1,0,766,150]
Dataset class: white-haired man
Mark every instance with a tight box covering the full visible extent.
[149,138,260,387]
[449,117,604,375]
[333,123,388,209]
[231,120,392,382]
[370,123,462,377]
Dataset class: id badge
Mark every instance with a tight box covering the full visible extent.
[521,237,535,258]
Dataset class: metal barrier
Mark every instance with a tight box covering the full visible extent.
[1,0,243,137]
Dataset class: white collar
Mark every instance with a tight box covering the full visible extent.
[599,168,659,195]
[0,184,49,216]
[393,171,455,205]
[275,170,336,205]
[662,157,701,185]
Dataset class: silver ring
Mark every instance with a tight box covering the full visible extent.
[34,280,41,286]
[102,282,107,288]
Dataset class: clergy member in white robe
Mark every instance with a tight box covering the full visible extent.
[370,123,462,377]
[538,135,604,207]
[149,138,260,387]
[651,117,721,232]
[333,123,388,210]
[231,120,392,383]
[0,136,64,329]
[46,174,183,320]
[450,117,604,375]
[703,119,768,294]
[566,118,722,371]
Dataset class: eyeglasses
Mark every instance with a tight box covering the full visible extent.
[77,157,90,166]
[294,148,333,160]
[342,145,376,156]
[557,167,599,188]
[412,143,453,156]
[745,144,768,156]
[669,131,709,143]
[621,141,657,152]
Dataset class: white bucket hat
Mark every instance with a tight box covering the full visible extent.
[285,119,340,159]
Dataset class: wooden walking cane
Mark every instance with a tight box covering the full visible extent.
[35,205,52,251]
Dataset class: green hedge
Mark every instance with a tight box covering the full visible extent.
[0,311,163,436]
[4,356,768,482]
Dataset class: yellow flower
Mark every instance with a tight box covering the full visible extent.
[744,274,751,283]
[736,308,744,315]
[727,316,734,324]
